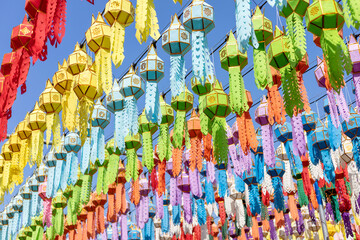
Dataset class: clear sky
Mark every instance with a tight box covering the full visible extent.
[0,0,358,211]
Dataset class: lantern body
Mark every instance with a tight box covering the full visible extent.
[20,184,32,200]
[183,0,214,34]
[162,15,191,56]
[1,52,16,77]
[73,66,99,101]
[267,159,285,178]
[53,61,74,94]
[219,37,248,71]
[139,110,158,134]
[53,192,67,208]
[1,143,12,160]
[39,80,62,113]
[171,87,194,112]
[36,165,47,182]
[160,96,174,125]
[280,0,309,18]
[54,144,67,161]
[85,14,111,53]
[67,43,90,75]
[252,6,273,49]
[28,103,46,131]
[274,122,293,143]
[311,126,330,151]
[64,132,81,153]
[305,0,344,37]
[177,170,190,192]
[8,133,21,152]
[92,101,111,128]
[342,111,360,139]
[348,35,360,73]
[302,111,318,132]
[25,0,45,19]
[106,81,124,113]
[140,45,164,83]
[340,135,353,163]
[129,229,141,240]
[28,176,39,192]
[276,144,288,161]
[13,195,23,211]
[139,176,151,196]
[104,0,134,26]
[243,168,258,185]
[16,117,32,140]
[191,77,212,96]
[120,66,145,99]
[314,57,326,88]
[255,97,269,125]
[10,18,33,51]
[124,133,141,150]
[202,81,230,119]
[268,27,291,69]
[188,110,201,138]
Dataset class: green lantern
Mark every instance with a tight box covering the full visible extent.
[157,95,174,162]
[52,191,67,236]
[139,109,158,172]
[104,138,121,189]
[80,163,97,206]
[268,26,303,117]
[171,86,194,149]
[280,0,309,64]
[125,133,141,181]
[202,80,230,165]
[252,6,273,90]
[219,31,249,116]
[305,0,352,92]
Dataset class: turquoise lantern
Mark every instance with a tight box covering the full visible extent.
[267,159,285,212]
[252,129,264,184]
[28,175,40,218]
[162,14,191,97]
[274,122,303,176]
[0,213,9,240]
[90,100,111,165]
[11,195,23,239]
[161,191,170,233]
[140,44,164,124]
[54,136,67,195]
[119,65,145,135]
[324,98,342,151]
[46,148,58,198]
[311,120,335,183]
[243,166,261,216]
[107,80,126,152]
[143,200,156,240]
[129,229,141,240]
[342,108,360,171]
[183,0,215,86]
[63,132,81,190]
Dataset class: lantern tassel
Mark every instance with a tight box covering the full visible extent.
[192,31,206,84]
[31,129,44,166]
[229,66,248,115]
[111,22,125,68]
[114,110,126,153]
[335,88,350,122]
[327,114,342,151]
[170,55,185,97]
[125,148,138,181]
[54,159,65,194]
[254,49,271,90]
[158,124,171,162]
[46,167,56,198]
[212,117,228,165]
[31,191,39,217]
[272,177,285,212]
[145,82,162,124]
[80,174,92,205]
[125,97,139,135]
[353,137,360,171]
[218,169,227,198]
[261,124,275,167]
[162,205,170,233]
[80,136,91,174]
[143,131,154,172]
[79,98,94,144]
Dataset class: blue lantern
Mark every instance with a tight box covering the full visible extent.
[243,166,261,216]
[161,191,170,233]
[216,163,228,198]
[28,175,40,217]
[11,195,22,239]
[140,44,164,124]
[183,0,215,86]
[90,100,110,166]
[80,125,91,174]
[274,122,303,175]
[46,149,58,198]
[252,129,264,183]
[324,99,341,151]
[53,136,67,195]
[20,182,32,227]
[0,213,9,240]
[107,80,126,152]
[63,132,81,190]
[162,14,191,97]
[143,201,156,240]
[302,111,318,164]
[129,229,141,240]
[119,65,145,135]
[6,201,16,240]
[311,120,335,183]
[342,107,360,171]
[267,159,285,212]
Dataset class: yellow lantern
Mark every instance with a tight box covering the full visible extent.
[16,114,32,170]
[1,142,12,190]
[73,64,100,143]
[8,133,22,185]
[39,80,62,150]
[86,13,112,95]
[134,0,160,43]
[66,42,92,76]
[27,102,46,166]
[53,60,77,132]
[104,0,135,68]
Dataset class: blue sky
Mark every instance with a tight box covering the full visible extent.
[0,0,358,211]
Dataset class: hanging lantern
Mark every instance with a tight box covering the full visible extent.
[340,134,353,164]
[52,191,67,236]
[266,66,286,125]
[11,195,23,239]
[188,109,202,173]
[1,142,13,192]
[219,31,248,117]
[104,0,134,68]
[171,86,193,176]
[39,182,52,227]
[80,164,97,206]
[296,54,311,113]
[267,159,286,212]
[62,132,81,191]
[73,64,100,143]
[139,109,158,172]
[107,80,126,152]
[27,102,46,166]
[157,95,174,162]
[129,228,141,240]
[268,26,304,117]
[348,35,360,110]
[134,0,160,43]
[183,0,215,86]
[162,14,191,98]
[39,79,62,149]
[8,133,22,184]
[28,175,40,218]
[52,137,67,197]
[178,170,192,224]
[305,0,352,92]
[202,80,230,165]
[255,96,275,167]
[302,110,318,165]
[252,6,273,90]
[252,129,264,183]
[140,44,164,124]
[86,13,112,94]
[125,133,142,181]
[53,60,78,132]
[90,100,110,166]
[20,182,32,227]
[119,65,145,136]
[67,43,92,76]
[311,119,335,183]
[342,108,360,171]
[243,166,261,216]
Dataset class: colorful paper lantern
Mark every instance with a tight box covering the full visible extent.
[157,95,173,162]
[134,0,160,43]
[62,132,81,191]
[125,133,141,181]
